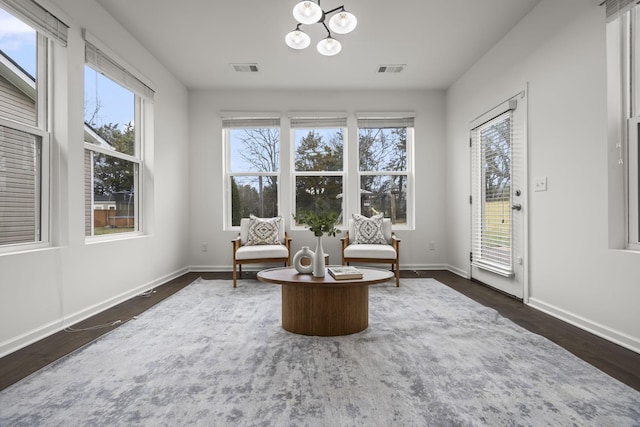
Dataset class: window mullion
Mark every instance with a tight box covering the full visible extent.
[84,142,140,164]
[293,171,344,177]
[359,171,407,176]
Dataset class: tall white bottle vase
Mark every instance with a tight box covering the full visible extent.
[313,235,326,278]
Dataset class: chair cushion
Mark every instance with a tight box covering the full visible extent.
[352,213,387,244]
[245,215,282,246]
[235,244,289,260]
[343,244,396,259]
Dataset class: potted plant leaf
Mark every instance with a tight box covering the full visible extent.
[295,203,341,277]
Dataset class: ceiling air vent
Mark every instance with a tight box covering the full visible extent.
[231,63,259,73]
[377,64,405,73]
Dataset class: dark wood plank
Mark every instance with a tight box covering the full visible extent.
[1,270,639,394]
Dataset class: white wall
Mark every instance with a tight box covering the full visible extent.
[0,0,190,356]
[188,89,447,272]
[446,0,640,352]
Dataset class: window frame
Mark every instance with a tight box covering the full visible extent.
[290,116,347,230]
[0,12,51,253]
[627,117,639,249]
[83,34,152,240]
[222,116,281,230]
[608,7,640,251]
[356,115,414,229]
[83,91,142,239]
[629,7,640,249]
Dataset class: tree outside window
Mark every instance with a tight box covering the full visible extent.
[224,120,280,226]
[222,115,413,230]
[292,119,346,225]
[84,65,140,236]
[358,118,412,225]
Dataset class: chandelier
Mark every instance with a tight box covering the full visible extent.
[285,1,357,56]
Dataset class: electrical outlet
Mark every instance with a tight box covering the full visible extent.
[201,243,208,252]
[429,242,436,251]
[534,176,547,192]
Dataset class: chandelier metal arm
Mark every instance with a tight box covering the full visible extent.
[321,21,332,37]
[324,5,346,16]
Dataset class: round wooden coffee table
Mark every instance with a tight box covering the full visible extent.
[257,266,394,336]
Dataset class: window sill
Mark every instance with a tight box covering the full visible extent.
[85,231,146,245]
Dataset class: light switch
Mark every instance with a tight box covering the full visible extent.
[534,177,547,192]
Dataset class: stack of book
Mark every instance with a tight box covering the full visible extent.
[327,266,363,280]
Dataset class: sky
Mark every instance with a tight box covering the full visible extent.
[84,66,134,131]
[1,7,134,131]
[0,8,35,75]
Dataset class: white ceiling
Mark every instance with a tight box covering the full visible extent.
[95,0,542,91]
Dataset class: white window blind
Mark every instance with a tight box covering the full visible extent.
[471,111,514,275]
[0,0,68,46]
[84,40,155,101]
[357,116,414,129]
[290,117,347,128]
[221,117,280,128]
[605,0,639,22]
[0,123,41,245]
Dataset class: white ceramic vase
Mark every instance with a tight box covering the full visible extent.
[292,246,314,274]
[312,235,325,277]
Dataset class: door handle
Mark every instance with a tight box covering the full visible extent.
[511,204,522,211]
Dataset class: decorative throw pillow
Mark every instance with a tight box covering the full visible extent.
[246,215,282,246]
[352,213,387,244]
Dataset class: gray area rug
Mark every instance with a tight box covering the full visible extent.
[1,278,639,426]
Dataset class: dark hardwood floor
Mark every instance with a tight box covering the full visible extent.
[1,270,639,393]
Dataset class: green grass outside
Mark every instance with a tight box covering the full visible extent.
[95,226,135,235]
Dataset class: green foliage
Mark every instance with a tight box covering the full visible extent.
[295,201,341,237]
[94,123,135,155]
[294,130,344,216]
[92,123,135,196]
[294,130,343,172]
[231,177,241,226]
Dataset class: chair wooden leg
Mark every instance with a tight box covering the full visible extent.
[233,263,237,288]
[395,263,400,287]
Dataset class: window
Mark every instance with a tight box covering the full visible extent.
[222,116,280,227]
[84,37,153,237]
[0,0,66,249]
[607,1,640,250]
[291,116,346,226]
[356,116,413,225]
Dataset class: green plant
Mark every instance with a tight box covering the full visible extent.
[295,206,341,237]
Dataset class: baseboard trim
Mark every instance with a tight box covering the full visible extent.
[528,297,640,355]
[446,264,469,279]
[0,267,189,358]
[0,319,65,358]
